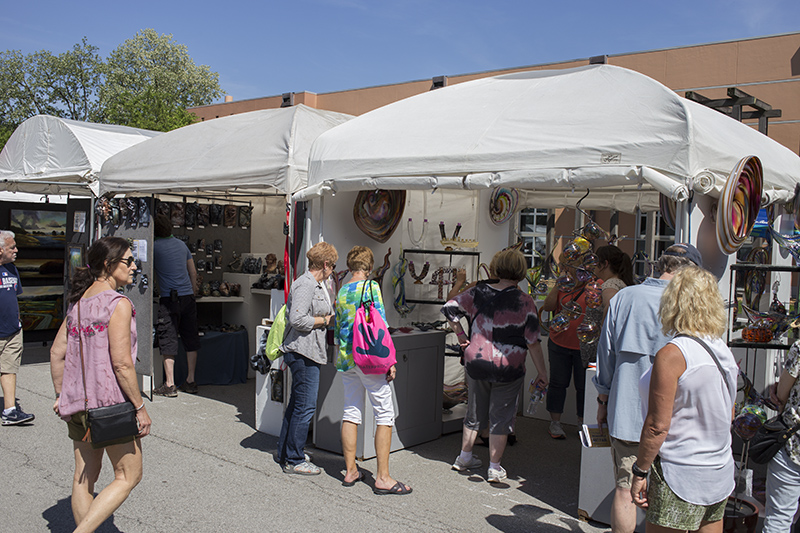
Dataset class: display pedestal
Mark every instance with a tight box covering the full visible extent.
[577,367,646,531]
[223,272,273,376]
[255,355,291,437]
[314,331,445,459]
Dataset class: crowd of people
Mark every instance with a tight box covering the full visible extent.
[5,224,800,531]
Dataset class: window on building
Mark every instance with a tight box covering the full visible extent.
[633,209,675,278]
[519,208,549,268]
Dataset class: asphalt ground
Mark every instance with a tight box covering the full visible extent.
[2,343,611,533]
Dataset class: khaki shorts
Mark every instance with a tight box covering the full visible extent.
[610,437,640,489]
[0,329,23,374]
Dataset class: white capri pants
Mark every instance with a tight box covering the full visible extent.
[341,367,395,426]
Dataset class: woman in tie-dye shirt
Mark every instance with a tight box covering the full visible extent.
[334,246,411,495]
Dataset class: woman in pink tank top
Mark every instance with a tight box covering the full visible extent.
[50,236,151,532]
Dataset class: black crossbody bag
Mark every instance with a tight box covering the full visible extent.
[77,302,139,444]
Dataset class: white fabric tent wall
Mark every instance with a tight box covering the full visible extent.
[0,115,160,195]
[298,65,800,212]
[99,105,353,196]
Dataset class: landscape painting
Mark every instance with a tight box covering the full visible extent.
[14,258,65,279]
[9,209,67,248]
[18,285,63,331]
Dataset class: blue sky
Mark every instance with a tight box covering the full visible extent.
[1,0,798,104]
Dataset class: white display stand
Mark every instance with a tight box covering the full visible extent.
[223,272,271,376]
[577,367,646,531]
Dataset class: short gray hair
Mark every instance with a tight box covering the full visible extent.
[0,230,15,248]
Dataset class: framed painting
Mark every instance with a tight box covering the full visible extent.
[9,209,67,248]
[14,258,64,279]
[18,285,63,331]
[67,243,85,281]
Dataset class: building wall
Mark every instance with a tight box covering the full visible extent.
[190,32,800,156]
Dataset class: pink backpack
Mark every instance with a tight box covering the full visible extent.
[352,281,396,375]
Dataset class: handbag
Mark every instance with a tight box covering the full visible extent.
[749,415,800,464]
[77,302,139,444]
[352,280,396,375]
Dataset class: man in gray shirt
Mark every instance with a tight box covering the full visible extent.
[593,243,702,533]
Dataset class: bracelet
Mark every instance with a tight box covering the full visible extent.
[136,402,145,411]
[597,397,608,406]
[55,392,60,399]
[631,462,649,478]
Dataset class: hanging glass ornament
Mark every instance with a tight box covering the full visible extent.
[732,411,763,441]
[581,253,599,271]
[577,320,600,344]
[549,313,570,334]
[562,300,583,320]
[585,290,602,309]
[556,272,577,292]
[739,403,768,424]
[575,267,594,284]
[534,281,550,296]
[582,221,607,242]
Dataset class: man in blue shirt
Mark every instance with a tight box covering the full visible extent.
[152,215,200,397]
[593,243,702,533]
[0,230,34,425]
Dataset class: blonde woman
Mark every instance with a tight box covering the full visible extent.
[631,266,736,532]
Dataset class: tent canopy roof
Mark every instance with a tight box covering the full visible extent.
[298,65,800,213]
[0,115,160,195]
[99,105,353,197]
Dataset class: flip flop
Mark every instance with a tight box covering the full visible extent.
[342,471,365,487]
[373,481,412,495]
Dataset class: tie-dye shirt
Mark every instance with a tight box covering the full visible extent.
[442,283,539,382]
[335,279,387,372]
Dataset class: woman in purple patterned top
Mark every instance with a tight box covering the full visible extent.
[50,237,150,532]
[442,249,547,483]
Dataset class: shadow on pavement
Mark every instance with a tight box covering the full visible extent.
[486,504,590,532]
[42,497,122,532]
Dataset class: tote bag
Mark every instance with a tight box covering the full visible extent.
[352,281,396,374]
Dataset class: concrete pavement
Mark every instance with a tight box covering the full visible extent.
[2,343,610,532]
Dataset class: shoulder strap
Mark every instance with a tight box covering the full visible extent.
[674,334,733,397]
[76,302,92,442]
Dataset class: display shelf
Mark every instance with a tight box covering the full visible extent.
[250,288,271,295]
[404,248,481,257]
[195,296,244,303]
[728,339,795,350]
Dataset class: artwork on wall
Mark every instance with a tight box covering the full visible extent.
[353,190,406,243]
[14,258,64,279]
[67,243,85,282]
[18,285,63,331]
[9,209,67,248]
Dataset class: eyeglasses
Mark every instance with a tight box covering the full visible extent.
[121,256,136,267]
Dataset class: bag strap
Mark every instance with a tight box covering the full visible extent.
[674,334,732,397]
[76,302,91,442]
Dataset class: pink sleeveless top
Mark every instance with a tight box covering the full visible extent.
[58,290,137,420]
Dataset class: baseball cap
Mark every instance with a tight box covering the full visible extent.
[661,243,703,268]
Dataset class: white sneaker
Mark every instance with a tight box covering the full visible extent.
[452,455,482,471]
[487,466,507,483]
[549,420,566,440]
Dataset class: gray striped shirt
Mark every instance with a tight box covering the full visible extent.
[280,271,333,364]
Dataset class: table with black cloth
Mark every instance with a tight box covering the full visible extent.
[172,329,249,386]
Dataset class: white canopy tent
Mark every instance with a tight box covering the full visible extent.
[99,105,353,197]
[297,65,800,214]
[0,115,160,196]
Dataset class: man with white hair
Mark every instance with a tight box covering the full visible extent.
[0,230,34,425]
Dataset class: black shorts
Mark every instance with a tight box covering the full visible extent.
[157,295,200,354]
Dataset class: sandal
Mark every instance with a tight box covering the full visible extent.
[342,470,365,487]
[373,481,412,495]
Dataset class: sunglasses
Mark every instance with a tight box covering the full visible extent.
[121,256,136,267]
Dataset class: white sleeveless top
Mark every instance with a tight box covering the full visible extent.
[639,335,737,505]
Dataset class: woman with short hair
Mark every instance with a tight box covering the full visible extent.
[631,266,736,532]
[276,241,337,475]
[50,236,152,533]
[443,249,547,483]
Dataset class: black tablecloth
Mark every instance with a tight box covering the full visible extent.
[173,329,249,386]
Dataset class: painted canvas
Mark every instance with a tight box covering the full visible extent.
[14,258,65,279]
[18,285,63,331]
[9,209,67,248]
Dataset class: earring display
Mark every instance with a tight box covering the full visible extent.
[214,239,223,252]
[206,260,214,274]
[138,198,150,227]
[110,200,121,228]
[214,254,223,269]
[170,202,185,227]
[185,202,197,228]
[407,218,427,248]
[197,239,206,254]
[155,200,170,219]
[197,204,209,227]
[223,205,237,227]
[239,206,252,228]
[118,198,129,223]
[209,204,223,226]
[205,244,213,256]
[408,261,430,284]
[196,259,206,271]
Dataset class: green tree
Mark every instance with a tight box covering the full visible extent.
[97,29,223,131]
[0,38,103,149]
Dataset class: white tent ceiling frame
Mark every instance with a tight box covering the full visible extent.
[297,65,800,214]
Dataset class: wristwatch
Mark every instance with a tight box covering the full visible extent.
[597,397,609,406]
[631,462,649,478]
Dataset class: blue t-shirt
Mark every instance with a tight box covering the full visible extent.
[0,263,22,337]
[153,237,194,296]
